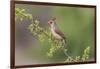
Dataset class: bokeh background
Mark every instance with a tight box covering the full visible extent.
[15,3,95,65]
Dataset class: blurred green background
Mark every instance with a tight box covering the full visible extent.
[15,4,95,65]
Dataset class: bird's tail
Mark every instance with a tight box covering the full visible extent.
[63,49,70,57]
[62,38,70,57]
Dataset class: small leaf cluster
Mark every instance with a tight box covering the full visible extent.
[82,46,90,61]
[64,46,90,62]
[15,8,32,22]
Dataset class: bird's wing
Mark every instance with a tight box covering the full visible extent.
[54,28,65,39]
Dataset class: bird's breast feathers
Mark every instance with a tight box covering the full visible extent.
[51,28,64,40]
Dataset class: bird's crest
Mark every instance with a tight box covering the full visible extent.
[51,17,56,21]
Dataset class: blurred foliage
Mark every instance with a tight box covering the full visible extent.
[82,46,90,61]
[64,46,90,62]
[15,8,33,21]
[15,7,92,62]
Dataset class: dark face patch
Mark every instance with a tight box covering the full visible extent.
[48,20,54,25]
[50,21,53,24]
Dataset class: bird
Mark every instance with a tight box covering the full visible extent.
[48,18,66,40]
[48,17,69,57]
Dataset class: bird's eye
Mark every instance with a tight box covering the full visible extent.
[50,22,52,24]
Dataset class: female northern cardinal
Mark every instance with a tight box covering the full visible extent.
[48,18,66,40]
[48,18,69,57]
